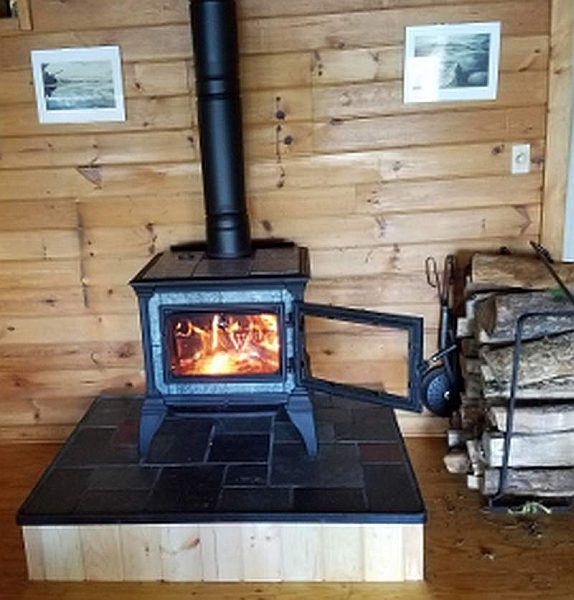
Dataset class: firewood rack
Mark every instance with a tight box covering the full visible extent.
[488,310,574,512]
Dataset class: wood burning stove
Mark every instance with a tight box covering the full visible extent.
[131,0,426,458]
[131,243,425,458]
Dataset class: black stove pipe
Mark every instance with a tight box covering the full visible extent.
[190,0,251,259]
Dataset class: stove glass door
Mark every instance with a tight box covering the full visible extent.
[295,302,423,411]
[167,310,280,377]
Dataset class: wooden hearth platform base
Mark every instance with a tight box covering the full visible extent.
[18,396,425,582]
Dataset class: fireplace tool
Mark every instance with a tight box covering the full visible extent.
[420,255,460,416]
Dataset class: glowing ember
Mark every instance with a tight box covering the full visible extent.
[170,312,280,376]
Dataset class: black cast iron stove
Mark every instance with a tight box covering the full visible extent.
[131,0,425,459]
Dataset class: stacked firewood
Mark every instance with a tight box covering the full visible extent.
[445,253,574,502]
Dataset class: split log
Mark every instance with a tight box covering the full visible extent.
[482,468,574,497]
[460,403,485,430]
[466,439,486,475]
[443,449,471,474]
[464,374,484,400]
[483,431,574,467]
[482,365,574,401]
[480,331,574,386]
[447,429,474,448]
[466,474,482,491]
[475,291,574,344]
[488,404,574,434]
[460,355,481,377]
[470,253,574,291]
[461,337,479,358]
[456,317,473,338]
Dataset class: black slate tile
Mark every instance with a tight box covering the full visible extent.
[271,444,363,488]
[81,398,136,427]
[275,407,290,422]
[146,466,225,512]
[293,488,366,513]
[225,464,268,486]
[316,408,353,424]
[147,419,213,464]
[214,416,272,434]
[364,465,424,513]
[19,469,92,516]
[110,418,139,447]
[334,415,398,442]
[58,429,139,466]
[359,443,404,464]
[312,393,334,409]
[274,421,300,442]
[317,422,336,442]
[77,490,150,514]
[89,466,160,490]
[218,487,292,512]
[208,434,269,463]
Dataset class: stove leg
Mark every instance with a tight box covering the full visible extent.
[139,397,167,459]
[286,393,317,457]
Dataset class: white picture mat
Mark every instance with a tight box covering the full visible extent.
[404,22,501,103]
[31,46,126,123]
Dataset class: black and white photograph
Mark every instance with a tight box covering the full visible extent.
[404,22,501,103]
[31,46,125,123]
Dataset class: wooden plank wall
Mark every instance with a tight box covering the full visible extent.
[0,0,549,441]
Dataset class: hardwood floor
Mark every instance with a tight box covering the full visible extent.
[1,438,573,599]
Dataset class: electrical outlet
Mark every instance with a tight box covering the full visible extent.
[512,143,531,174]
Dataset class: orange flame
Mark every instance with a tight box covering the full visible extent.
[171,313,280,376]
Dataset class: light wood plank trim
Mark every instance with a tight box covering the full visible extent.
[119,525,162,581]
[322,525,363,581]
[201,524,243,582]
[403,524,424,581]
[241,524,282,582]
[80,526,123,581]
[24,522,425,582]
[363,524,404,582]
[280,524,323,581]
[22,526,45,580]
[160,525,203,582]
[541,0,574,257]
[40,526,85,581]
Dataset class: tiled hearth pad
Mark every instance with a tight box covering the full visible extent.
[18,396,425,525]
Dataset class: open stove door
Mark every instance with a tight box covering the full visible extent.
[294,302,424,412]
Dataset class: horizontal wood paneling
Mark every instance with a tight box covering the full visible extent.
[0,0,550,440]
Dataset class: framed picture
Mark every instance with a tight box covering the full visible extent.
[31,46,125,124]
[404,22,501,103]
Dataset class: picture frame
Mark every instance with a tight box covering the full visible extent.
[31,46,126,124]
[403,22,501,104]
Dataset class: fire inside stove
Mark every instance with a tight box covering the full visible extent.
[168,311,280,377]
